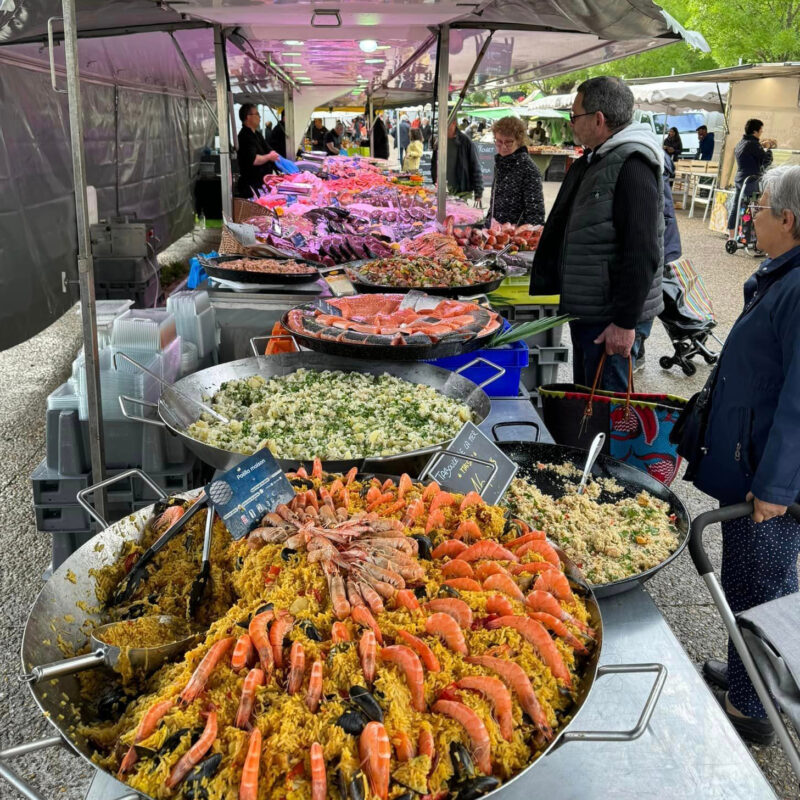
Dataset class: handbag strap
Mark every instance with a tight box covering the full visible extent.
[583,352,635,421]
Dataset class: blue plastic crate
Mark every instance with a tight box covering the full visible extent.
[426,339,529,397]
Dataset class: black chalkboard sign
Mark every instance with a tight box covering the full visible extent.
[474,142,496,187]
[206,448,295,540]
[420,422,517,505]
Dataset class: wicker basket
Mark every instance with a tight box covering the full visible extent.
[218,226,248,256]
[233,197,271,224]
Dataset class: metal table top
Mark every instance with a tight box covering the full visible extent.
[81,585,776,800]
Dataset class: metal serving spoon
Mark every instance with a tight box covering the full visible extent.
[20,615,200,684]
[577,433,606,495]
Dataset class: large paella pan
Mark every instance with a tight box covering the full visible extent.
[9,469,665,800]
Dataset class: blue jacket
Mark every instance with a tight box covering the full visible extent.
[693,245,800,506]
[695,132,714,161]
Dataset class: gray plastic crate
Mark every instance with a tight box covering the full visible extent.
[493,303,565,350]
[94,257,160,284]
[521,345,570,401]
[31,460,133,505]
[34,502,133,533]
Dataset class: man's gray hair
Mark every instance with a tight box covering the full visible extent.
[576,76,634,131]
[761,165,800,239]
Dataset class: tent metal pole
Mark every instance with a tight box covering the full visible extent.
[436,25,450,224]
[448,32,494,125]
[214,25,233,219]
[284,86,295,161]
[169,32,218,126]
[62,0,107,521]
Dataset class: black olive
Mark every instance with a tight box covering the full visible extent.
[281,547,298,562]
[348,686,384,722]
[439,585,462,599]
[411,535,433,560]
[455,777,500,800]
[413,585,428,600]
[348,770,368,800]
[184,753,223,800]
[300,620,322,641]
[449,742,474,782]
[335,709,368,735]
[255,602,274,616]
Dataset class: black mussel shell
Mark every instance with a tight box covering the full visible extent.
[119,602,148,620]
[329,642,352,659]
[394,793,416,800]
[255,602,274,616]
[337,769,348,800]
[439,585,462,599]
[236,619,250,629]
[300,620,322,641]
[153,495,185,516]
[290,477,314,490]
[281,547,298,562]
[413,585,428,600]
[349,770,368,800]
[133,743,157,759]
[96,685,136,720]
[449,742,475,782]
[147,592,158,604]
[155,728,190,758]
[184,753,223,800]
[349,686,384,722]
[235,554,245,570]
[455,777,500,800]
[411,535,433,560]
[335,709,368,735]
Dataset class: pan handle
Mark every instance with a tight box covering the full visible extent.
[491,421,540,443]
[418,448,499,491]
[559,663,667,743]
[0,736,65,800]
[118,394,166,428]
[689,502,800,577]
[454,357,506,390]
[77,468,167,529]
[250,334,300,358]
[19,650,106,684]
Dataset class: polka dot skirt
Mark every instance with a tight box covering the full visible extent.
[721,512,800,717]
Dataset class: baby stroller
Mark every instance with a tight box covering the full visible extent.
[691,503,800,783]
[725,174,764,257]
[658,257,723,376]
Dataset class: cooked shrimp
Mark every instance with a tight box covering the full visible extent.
[345,466,358,485]
[287,642,306,695]
[456,541,518,563]
[396,630,441,672]
[418,727,435,759]
[359,580,384,615]
[270,613,294,668]
[533,570,574,603]
[235,667,265,729]
[425,612,468,655]
[507,530,547,549]
[509,561,558,576]
[515,539,560,567]
[249,611,275,677]
[306,660,323,712]
[431,539,468,559]
[528,612,589,654]
[486,616,571,687]
[526,590,594,637]
[432,700,491,775]
[459,491,485,511]
[397,473,414,500]
[486,595,514,617]
[178,638,234,706]
[118,698,174,775]
[482,573,525,602]
[166,708,217,788]
[391,730,416,762]
[402,498,426,527]
[421,482,440,501]
[425,509,446,534]
[310,742,326,800]
[231,634,255,672]
[429,491,455,514]
[359,722,391,800]
[443,577,483,592]
[380,646,426,711]
[239,726,261,800]
[352,604,383,644]
[311,457,323,480]
[455,676,514,740]
[474,561,509,581]
[331,621,351,643]
[426,598,473,628]
[465,655,552,739]
[453,519,483,542]
[359,630,377,685]
[394,588,421,612]
[440,559,475,579]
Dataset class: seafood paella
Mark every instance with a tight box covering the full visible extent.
[71,465,595,800]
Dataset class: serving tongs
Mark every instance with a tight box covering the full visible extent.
[473,241,513,270]
[111,492,209,606]
[20,615,200,683]
[188,506,215,617]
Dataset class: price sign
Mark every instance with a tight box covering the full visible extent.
[474,142,496,187]
[205,448,295,540]
[420,422,517,505]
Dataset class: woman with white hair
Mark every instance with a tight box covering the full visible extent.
[684,165,800,744]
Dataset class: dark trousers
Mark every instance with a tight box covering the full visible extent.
[721,512,800,717]
[569,320,651,392]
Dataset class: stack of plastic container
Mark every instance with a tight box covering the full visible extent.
[76,299,133,348]
[110,308,182,387]
[167,290,216,368]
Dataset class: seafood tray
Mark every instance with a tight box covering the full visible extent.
[200,254,322,285]
[282,294,503,361]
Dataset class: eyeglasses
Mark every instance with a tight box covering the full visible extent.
[569,111,594,124]
[494,138,516,147]
[748,203,773,216]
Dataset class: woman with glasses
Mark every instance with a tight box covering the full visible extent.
[487,116,544,226]
[236,103,279,197]
[686,165,800,745]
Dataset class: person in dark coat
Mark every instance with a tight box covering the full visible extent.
[662,126,683,158]
[269,112,287,158]
[689,164,800,745]
[431,121,484,203]
[728,118,776,238]
[371,113,390,160]
[421,118,432,150]
[695,125,715,161]
[487,116,544,226]
[236,103,279,197]
[398,115,411,165]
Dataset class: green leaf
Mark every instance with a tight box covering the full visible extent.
[488,315,574,347]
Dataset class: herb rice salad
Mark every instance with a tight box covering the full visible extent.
[354,256,501,289]
[187,370,473,459]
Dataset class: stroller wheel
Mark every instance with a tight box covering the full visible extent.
[659,356,674,370]
[725,239,739,255]
[703,353,718,365]
[682,361,697,376]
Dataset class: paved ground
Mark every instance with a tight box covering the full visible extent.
[1,198,798,799]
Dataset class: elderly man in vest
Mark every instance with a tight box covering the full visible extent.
[531,76,664,391]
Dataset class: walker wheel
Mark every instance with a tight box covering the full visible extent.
[682,361,697,376]
[725,239,739,255]
[659,356,674,370]
[703,353,718,365]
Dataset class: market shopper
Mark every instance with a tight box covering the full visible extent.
[681,164,800,745]
[727,118,776,239]
[236,103,279,197]
[530,76,664,391]
[488,116,544,226]
[372,113,390,160]
[309,118,328,152]
[421,118,432,150]
[398,114,411,166]
[403,128,424,172]
[431,120,484,205]
[695,125,715,161]
[662,126,683,158]
[325,122,345,156]
[268,112,287,158]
